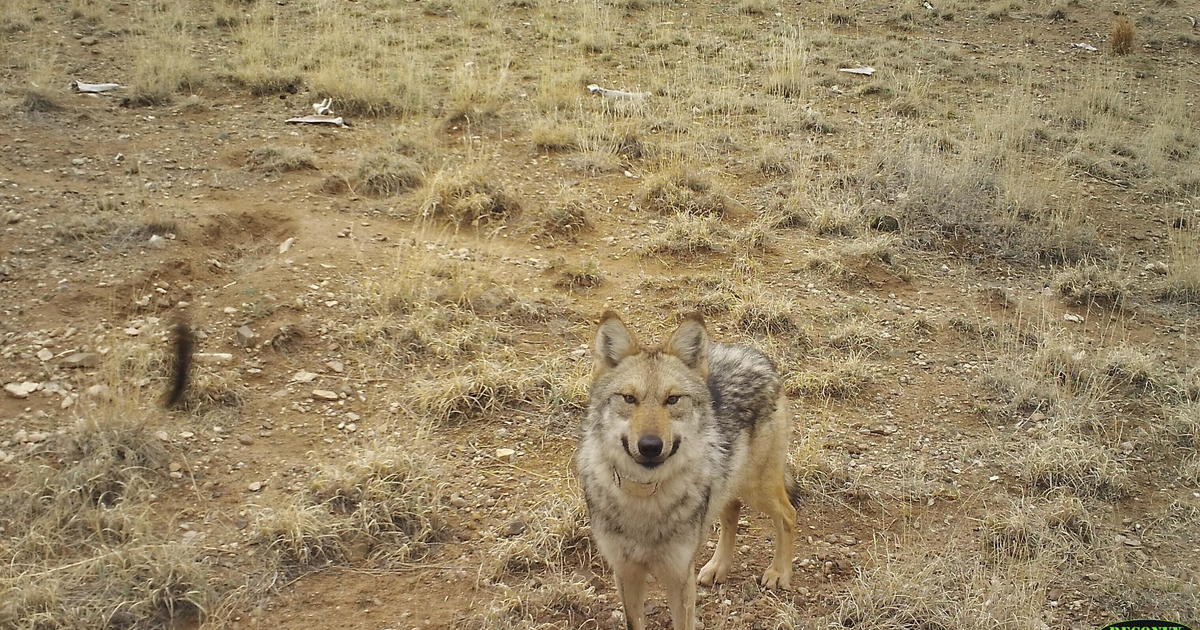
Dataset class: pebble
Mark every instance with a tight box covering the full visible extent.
[234,325,257,347]
[292,371,319,383]
[237,435,254,446]
[62,352,100,368]
[496,448,516,462]
[248,481,263,492]
[278,237,296,254]
[311,389,339,401]
[4,382,40,399]
[326,360,344,373]
[36,348,53,361]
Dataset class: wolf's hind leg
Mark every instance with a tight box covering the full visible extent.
[697,499,740,586]
[756,479,796,590]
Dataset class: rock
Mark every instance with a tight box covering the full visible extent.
[147,235,167,249]
[179,431,195,439]
[311,389,339,401]
[194,353,234,364]
[80,36,98,46]
[495,448,516,462]
[86,384,110,397]
[870,424,898,435]
[36,348,53,361]
[503,520,528,537]
[1063,313,1083,324]
[1144,261,1168,275]
[234,325,257,347]
[278,237,296,254]
[237,434,254,446]
[292,371,318,383]
[61,352,100,368]
[326,360,344,374]
[247,481,263,492]
[450,496,469,508]
[870,214,900,232]
[154,430,170,442]
[5,382,40,399]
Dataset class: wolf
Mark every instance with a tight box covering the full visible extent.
[575,311,798,630]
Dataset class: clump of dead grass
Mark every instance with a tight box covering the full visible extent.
[765,28,811,98]
[1110,16,1134,55]
[354,152,425,197]
[534,198,591,240]
[1159,234,1200,303]
[0,412,216,628]
[639,215,730,258]
[481,491,594,581]
[1018,435,1132,499]
[467,575,601,630]
[1052,262,1129,308]
[981,495,1096,561]
[257,446,448,568]
[799,550,1048,630]
[530,119,578,152]
[553,259,603,291]
[786,354,875,400]
[124,11,205,106]
[246,146,318,174]
[639,168,729,216]
[418,167,521,226]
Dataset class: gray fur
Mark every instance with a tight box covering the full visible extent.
[577,316,792,629]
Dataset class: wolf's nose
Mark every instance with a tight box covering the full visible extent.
[637,435,664,457]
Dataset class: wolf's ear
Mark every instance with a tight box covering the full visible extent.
[594,311,639,370]
[666,312,709,372]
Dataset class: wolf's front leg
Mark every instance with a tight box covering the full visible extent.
[615,562,649,630]
[660,560,697,630]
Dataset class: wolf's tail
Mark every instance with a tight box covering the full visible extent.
[165,321,194,409]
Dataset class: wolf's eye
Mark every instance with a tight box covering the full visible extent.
[622,394,637,405]
[665,395,681,405]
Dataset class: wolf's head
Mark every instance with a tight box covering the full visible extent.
[586,311,712,472]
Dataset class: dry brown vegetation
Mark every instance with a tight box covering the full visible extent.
[2,0,1198,628]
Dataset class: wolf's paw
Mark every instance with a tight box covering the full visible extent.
[697,559,730,586]
[759,566,791,590]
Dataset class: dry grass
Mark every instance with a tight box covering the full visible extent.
[530,119,579,152]
[1110,16,1134,55]
[257,446,448,567]
[534,198,591,241]
[246,146,318,174]
[125,7,204,106]
[1160,233,1200,303]
[799,550,1048,630]
[444,61,510,126]
[418,166,521,226]
[639,167,729,217]
[639,214,730,258]
[481,491,595,581]
[1051,262,1129,308]
[1018,435,1132,499]
[0,412,216,629]
[786,354,875,400]
[981,495,1095,561]
[354,152,425,197]
[765,28,811,98]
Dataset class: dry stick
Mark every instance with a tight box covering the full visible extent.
[1076,171,1129,189]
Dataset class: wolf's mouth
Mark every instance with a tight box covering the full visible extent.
[622,435,681,468]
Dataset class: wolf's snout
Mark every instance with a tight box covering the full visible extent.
[636,435,664,457]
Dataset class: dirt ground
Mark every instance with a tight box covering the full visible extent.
[1,0,1198,628]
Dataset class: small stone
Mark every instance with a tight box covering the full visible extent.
[292,371,319,383]
[1122,536,1142,548]
[247,481,263,492]
[86,384,110,397]
[450,496,469,508]
[278,237,296,254]
[495,448,516,462]
[179,431,195,439]
[80,36,98,46]
[36,348,53,361]
[870,214,900,232]
[154,430,171,442]
[147,234,167,249]
[4,382,40,399]
[326,360,344,373]
[503,520,528,537]
[311,389,339,401]
[1063,313,1084,324]
[62,352,100,368]
[194,352,234,364]
[237,434,254,446]
[234,325,256,347]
